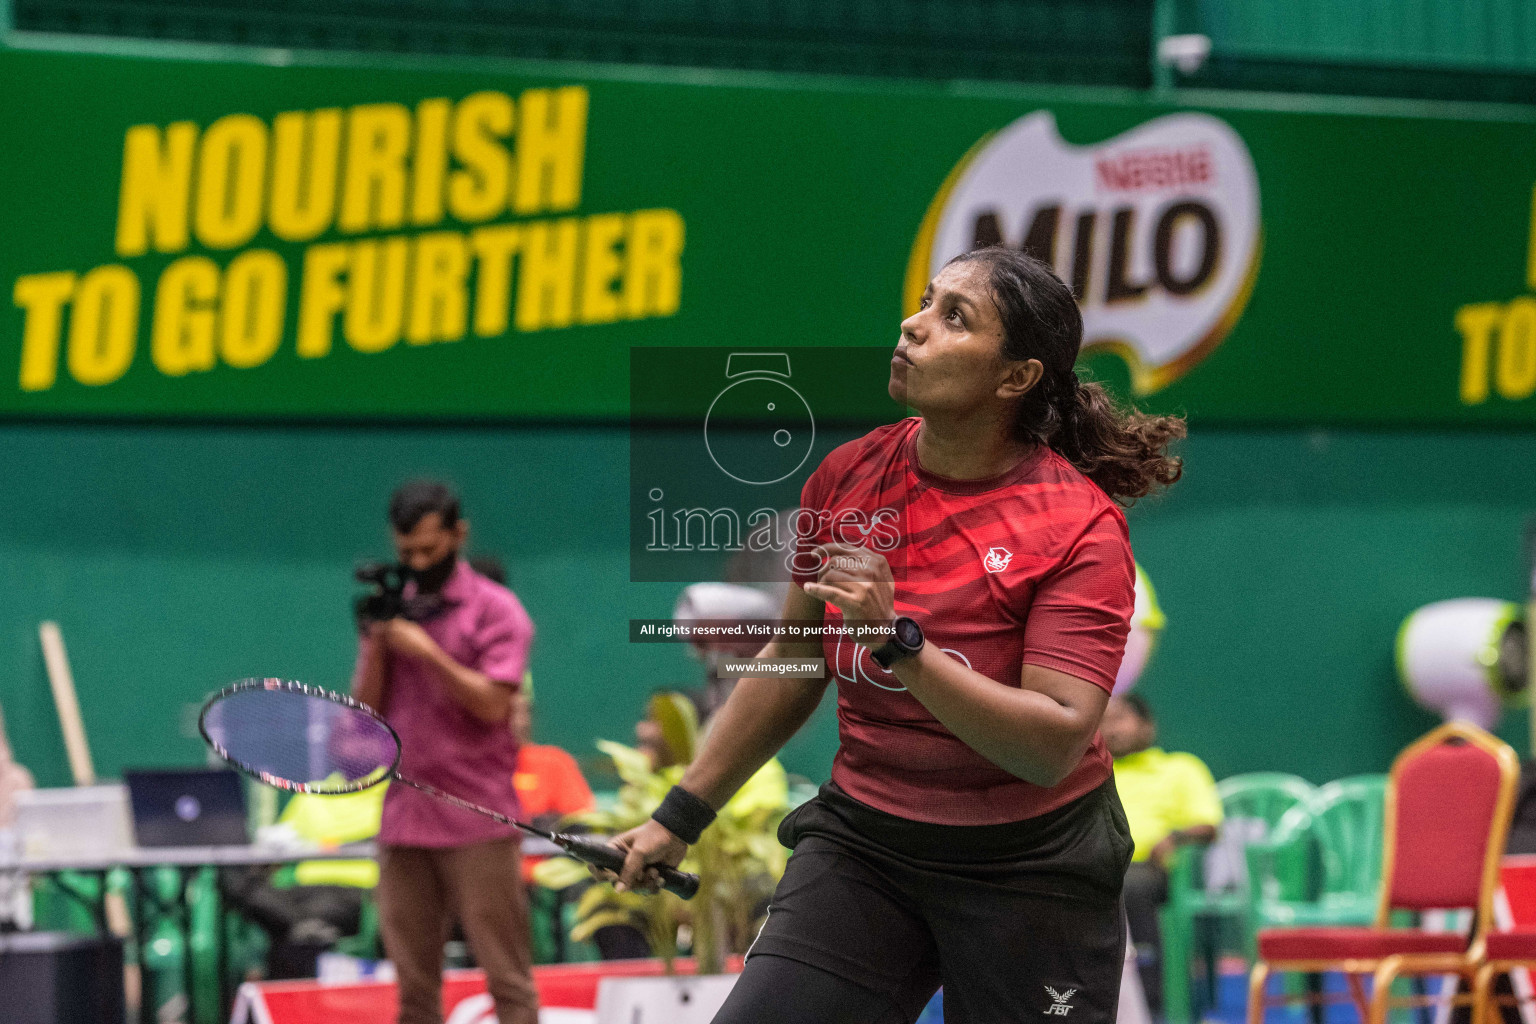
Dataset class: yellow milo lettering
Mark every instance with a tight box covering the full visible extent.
[578,213,626,325]
[116,122,197,258]
[411,98,451,227]
[151,256,220,376]
[470,224,521,337]
[623,209,685,319]
[450,92,515,223]
[1497,297,1536,401]
[345,237,409,352]
[269,109,343,242]
[1455,302,1501,405]
[339,104,412,233]
[194,114,268,250]
[220,250,288,369]
[13,272,77,391]
[1451,180,1536,405]
[515,218,580,330]
[68,266,140,386]
[407,232,470,344]
[296,243,351,358]
[513,87,588,215]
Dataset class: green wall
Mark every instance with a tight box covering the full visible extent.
[0,420,843,792]
[0,421,1530,792]
[1129,427,1534,779]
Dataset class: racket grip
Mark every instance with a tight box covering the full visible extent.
[555,833,700,900]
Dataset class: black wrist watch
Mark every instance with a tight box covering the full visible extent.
[870,616,924,670]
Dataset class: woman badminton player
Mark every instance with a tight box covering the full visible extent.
[604,246,1185,1024]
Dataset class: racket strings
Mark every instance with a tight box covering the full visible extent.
[201,684,399,793]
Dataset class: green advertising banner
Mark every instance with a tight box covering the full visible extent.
[3,42,1536,423]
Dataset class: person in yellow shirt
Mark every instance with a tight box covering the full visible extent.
[1104,694,1222,1017]
[280,780,388,888]
[221,780,386,978]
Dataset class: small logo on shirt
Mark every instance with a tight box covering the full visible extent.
[983,546,1013,573]
[1044,987,1077,1016]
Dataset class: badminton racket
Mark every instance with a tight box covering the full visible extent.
[198,678,699,899]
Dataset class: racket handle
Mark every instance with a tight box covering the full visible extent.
[555,833,700,900]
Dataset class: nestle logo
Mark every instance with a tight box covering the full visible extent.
[1095,146,1212,192]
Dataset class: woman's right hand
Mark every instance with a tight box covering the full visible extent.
[589,819,689,893]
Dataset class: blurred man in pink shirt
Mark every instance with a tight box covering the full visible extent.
[353,480,537,1024]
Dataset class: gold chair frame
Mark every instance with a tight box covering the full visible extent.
[1247,721,1519,1024]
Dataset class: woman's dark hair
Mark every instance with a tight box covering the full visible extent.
[945,246,1185,505]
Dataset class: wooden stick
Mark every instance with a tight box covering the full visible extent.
[39,621,95,785]
[37,620,134,994]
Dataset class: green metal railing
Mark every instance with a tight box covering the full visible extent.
[4,0,1536,108]
[1155,0,1536,104]
[5,0,1157,88]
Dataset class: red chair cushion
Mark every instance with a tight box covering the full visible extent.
[1258,927,1467,961]
[1390,742,1503,910]
[1486,931,1536,960]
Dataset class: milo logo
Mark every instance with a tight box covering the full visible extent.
[907,111,1261,393]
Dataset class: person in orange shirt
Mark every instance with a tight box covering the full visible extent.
[510,680,596,884]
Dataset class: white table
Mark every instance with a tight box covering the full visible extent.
[0,837,559,1024]
[0,842,378,1024]
[0,840,379,874]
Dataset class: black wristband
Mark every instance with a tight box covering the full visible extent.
[651,785,716,845]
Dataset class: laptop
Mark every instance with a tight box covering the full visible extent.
[122,768,249,848]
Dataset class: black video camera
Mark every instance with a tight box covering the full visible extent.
[353,562,448,627]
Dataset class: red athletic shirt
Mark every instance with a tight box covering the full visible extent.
[792,417,1135,826]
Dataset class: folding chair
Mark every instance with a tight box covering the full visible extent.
[1247,721,1518,1024]
[1473,930,1536,1024]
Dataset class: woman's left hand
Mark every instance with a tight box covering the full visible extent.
[801,541,897,648]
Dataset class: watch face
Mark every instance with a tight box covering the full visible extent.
[894,617,922,648]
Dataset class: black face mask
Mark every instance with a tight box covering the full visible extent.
[409,552,457,594]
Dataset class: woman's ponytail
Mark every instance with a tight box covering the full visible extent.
[1054,378,1185,504]
[945,245,1186,506]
